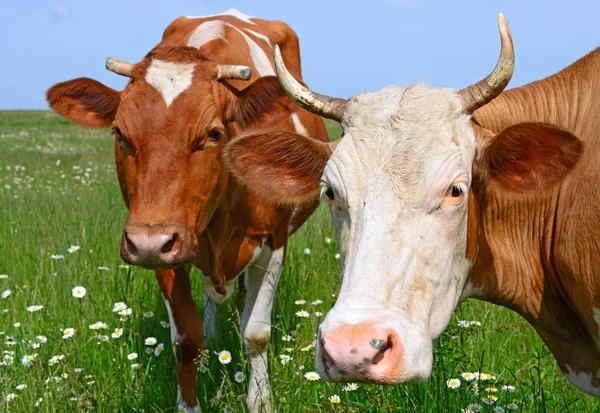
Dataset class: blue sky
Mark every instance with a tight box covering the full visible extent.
[2,0,598,110]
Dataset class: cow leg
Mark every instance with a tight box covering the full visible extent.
[203,293,218,346]
[242,246,285,413]
[156,267,203,413]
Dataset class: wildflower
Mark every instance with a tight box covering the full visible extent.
[329,394,341,404]
[279,354,292,365]
[301,343,315,352]
[35,397,43,407]
[2,289,11,299]
[74,368,83,373]
[303,248,311,255]
[501,385,516,392]
[447,378,461,389]
[145,348,153,354]
[315,311,324,317]
[71,286,86,298]
[311,299,323,305]
[68,245,80,254]
[88,321,108,330]
[493,407,505,413]
[467,404,482,412]
[0,274,7,279]
[506,403,519,410]
[486,386,498,393]
[294,299,306,305]
[111,328,123,339]
[458,320,470,328]
[13,322,21,328]
[160,321,169,328]
[198,364,208,373]
[471,383,479,394]
[127,352,138,360]
[144,337,157,346]
[143,311,154,318]
[481,395,497,404]
[216,350,232,364]
[131,363,140,370]
[304,371,320,381]
[234,371,245,383]
[35,335,47,344]
[154,343,164,357]
[295,310,309,318]
[113,302,127,312]
[334,253,340,259]
[119,264,130,269]
[5,393,17,402]
[21,354,38,366]
[343,383,359,392]
[49,355,65,366]
[471,321,482,327]
[462,372,475,381]
[97,266,110,271]
[282,335,293,341]
[325,237,332,244]
[50,254,65,260]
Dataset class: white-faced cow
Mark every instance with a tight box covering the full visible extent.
[47,9,327,412]
[227,14,600,397]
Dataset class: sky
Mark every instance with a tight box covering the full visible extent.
[2,0,598,110]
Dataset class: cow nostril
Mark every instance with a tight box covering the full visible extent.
[161,232,179,254]
[125,233,138,256]
[371,339,392,365]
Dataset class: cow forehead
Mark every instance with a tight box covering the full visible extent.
[145,59,197,107]
[326,85,476,204]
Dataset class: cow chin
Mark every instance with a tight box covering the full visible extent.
[315,312,434,385]
[120,223,198,270]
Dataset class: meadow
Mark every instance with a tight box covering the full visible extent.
[0,110,598,412]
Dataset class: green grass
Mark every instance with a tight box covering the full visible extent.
[0,110,598,412]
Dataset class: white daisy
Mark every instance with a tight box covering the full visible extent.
[68,245,81,253]
[234,371,245,383]
[2,289,11,299]
[304,371,320,381]
[216,350,232,364]
[71,286,86,298]
[127,352,138,360]
[62,328,75,339]
[144,337,157,346]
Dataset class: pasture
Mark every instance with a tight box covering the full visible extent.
[0,110,598,412]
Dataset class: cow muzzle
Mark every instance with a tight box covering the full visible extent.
[121,224,196,269]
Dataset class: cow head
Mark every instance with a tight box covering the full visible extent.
[47,46,291,269]
[227,14,583,383]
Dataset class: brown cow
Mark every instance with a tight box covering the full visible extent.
[47,9,327,412]
[226,14,600,397]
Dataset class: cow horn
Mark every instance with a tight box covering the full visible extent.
[457,13,515,114]
[274,45,347,122]
[217,65,253,81]
[105,57,134,77]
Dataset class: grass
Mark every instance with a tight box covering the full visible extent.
[0,110,598,412]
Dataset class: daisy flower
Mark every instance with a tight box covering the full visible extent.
[329,394,341,404]
[493,407,505,413]
[144,337,157,346]
[35,335,47,343]
[160,321,169,328]
[142,311,154,318]
[282,335,293,341]
[304,371,320,381]
[343,383,359,392]
[303,248,311,255]
[127,352,138,360]
[21,354,38,366]
[447,378,461,389]
[481,395,497,404]
[2,289,11,299]
[486,386,498,393]
[13,322,21,328]
[462,372,475,381]
[74,368,83,373]
[295,310,309,318]
[216,350,232,365]
[68,245,80,253]
[119,264,130,269]
[71,286,86,298]
[145,348,153,355]
[111,328,123,339]
[113,302,128,312]
[467,404,482,412]
[506,403,519,410]
[0,274,7,279]
[325,237,332,244]
[88,321,108,330]
[97,266,110,271]
[154,343,164,357]
[311,299,323,305]
[5,393,17,402]
[50,254,65,260]
[315,311,324,317]
[301,343,315,352]
[334,253,341,259]
[131,363,140,370]
[16,384,27,390]
[234,371,245,383]
[294,299,306,305]
[501,385,516,392]
[279,354,292,365]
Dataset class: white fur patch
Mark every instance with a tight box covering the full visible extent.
[145,59,195,107]
[177,386,200,413]
[163,299,182,348]
[185,8,257,25]
[228,25,274,77]
[291,113,309,137]
[201,274,236,304]
[564,364,600,397]
[243,28,272,46]
[187,20,226,49]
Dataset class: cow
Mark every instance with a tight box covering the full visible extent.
[46,9,328,412]
[226,14,600,397]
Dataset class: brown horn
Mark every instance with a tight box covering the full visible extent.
[273,45,348,122]
[105,57,134,78]
[217,65,252,81]
[458,13,515,114]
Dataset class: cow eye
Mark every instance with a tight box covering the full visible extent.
[450,184,463,197]
[324,187,335,201]
[113,126,127,146]
[207,128,222,143]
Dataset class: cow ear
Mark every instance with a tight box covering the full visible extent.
[225,76,295,128]
[226,131,334,204]
[47,78,121,127]
[479,122,583,192]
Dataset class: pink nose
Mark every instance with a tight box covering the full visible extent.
[319,323,402,383]
[121,226,184,268]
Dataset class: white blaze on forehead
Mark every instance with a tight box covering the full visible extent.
[564,364,600,397]
[291,113,309,137]
[185,8,257,25]
[145,59,195,107]
[187,20,226,49]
